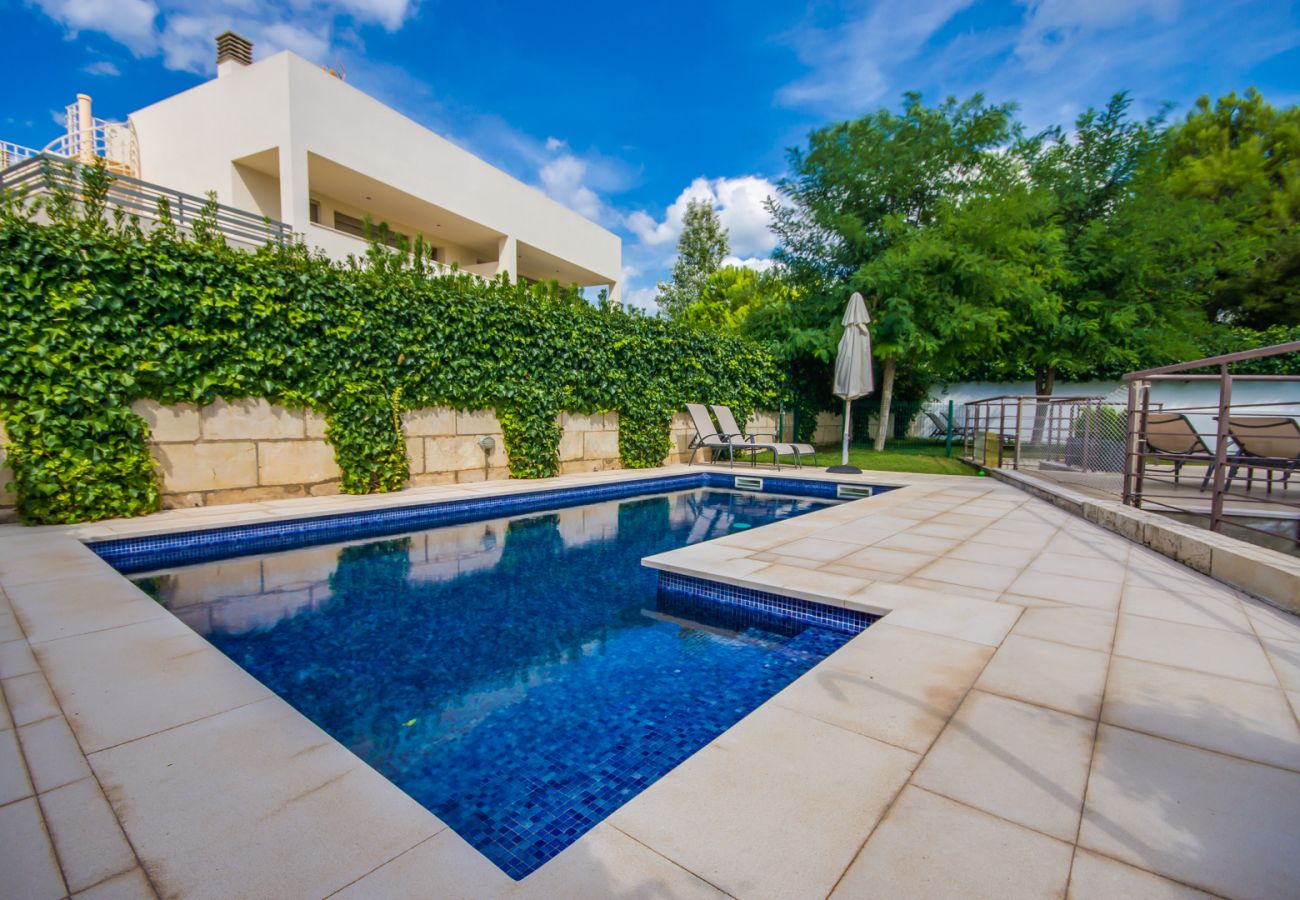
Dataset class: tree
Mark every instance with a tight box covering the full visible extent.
[678,264,792,333]
[1015,93,1211,395]
[768,92,1019,448]
[1162,88,1300,328]
[657,200,729,318]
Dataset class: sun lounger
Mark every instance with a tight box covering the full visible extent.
[710,404,817,468]
[1144,412,1215,486]
[684,403,806,470]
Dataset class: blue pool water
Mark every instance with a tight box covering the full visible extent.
[132,488,860,878]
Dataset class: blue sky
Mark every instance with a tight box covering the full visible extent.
[3,0,1299,308]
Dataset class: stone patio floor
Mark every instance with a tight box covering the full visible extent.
[1,465,1298,898]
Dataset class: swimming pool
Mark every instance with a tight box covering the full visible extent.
[118,482,876,878]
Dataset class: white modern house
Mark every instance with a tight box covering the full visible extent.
[1,32,621,302]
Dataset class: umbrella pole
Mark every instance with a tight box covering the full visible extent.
[828,396,864,474]
[841,398,851,466]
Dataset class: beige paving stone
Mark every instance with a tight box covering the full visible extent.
[1102,657,1300,772]
[73,867,157,899]
[331,831,511,899]
[0,796,66,900]
[773,623,992,754]
[0,543,124,588]
[340,824,725,899]
[1030,552,1128,584]
[975,634,1109,719]
[35,616,271,753]
[0,609,23,642]
[909,521,983,541]
[1262,637,1300,690]
[770,536,861,562]
[944,541,1040,568]
[913,690,1095,841]
[998,592,1069,609]
[0,682,11,730]
[1006,570,1122,610]
[874,532,960,555]
[19,714,92,793]
[831,786,1074,900]
[0,724,34,804]
[968,526,1055,551]
[837,545,931,575]
[903,576,1002,602]
[1240,596,1300,642]
[89,697,444,900]
[823,563,903,584]
[5,573,172,644]
[1067,849,1216,899]
[1079,725,1300,899]
[1113,615,1278,686]
[1121,584,1251,633]
[1011,606,1117,652]
[745,563,870,602]
[864,585,1021,646]
[912,557,1023,593]
[39,776,138,893]
[3,671,59,726]
[610,704,918,899]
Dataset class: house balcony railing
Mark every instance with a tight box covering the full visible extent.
[0,154,290,248]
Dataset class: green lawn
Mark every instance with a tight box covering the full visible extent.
[814,438,981,476]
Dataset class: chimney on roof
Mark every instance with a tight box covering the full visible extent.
[215,31,252,75]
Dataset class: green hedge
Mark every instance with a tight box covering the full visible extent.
[0,163,778,524]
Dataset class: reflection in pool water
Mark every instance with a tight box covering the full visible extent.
[134,489,854,878]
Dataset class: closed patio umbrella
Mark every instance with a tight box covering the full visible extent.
[828,292,874,473]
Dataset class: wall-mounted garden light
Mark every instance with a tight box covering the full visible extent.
[479,435,496,480]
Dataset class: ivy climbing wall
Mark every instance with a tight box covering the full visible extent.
[0,165,780,524]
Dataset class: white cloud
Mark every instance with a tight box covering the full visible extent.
[538,154,604,221]
[84,59,121,76]
[722,256,778,273]
[776,0,975,114]
[34,0,158,53]
[1014,0,1179,72]
[626,175,778,258]
[772,0,1300,133]
[32,0,419,74]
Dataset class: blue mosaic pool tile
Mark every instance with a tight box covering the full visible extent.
[91,472,898,573]
[657,571,876,635]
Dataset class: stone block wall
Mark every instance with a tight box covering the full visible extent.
[136,398,340,508]
[0,401,783,518]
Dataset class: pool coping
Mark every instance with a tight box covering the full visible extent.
[0,464,940,896]
[3,462,1298,898]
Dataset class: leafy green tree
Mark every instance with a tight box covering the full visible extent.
[657,199,729,318]
[678,264,791,333]
[1162,88,1300,327]
[1013,93,1211,405]
[768,92,1020,448]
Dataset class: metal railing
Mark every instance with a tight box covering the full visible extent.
[1121,342,1300,553]
[962,394,1133,476]
[0,154,289,247]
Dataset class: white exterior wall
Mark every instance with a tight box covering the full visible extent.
[127,52,620,300]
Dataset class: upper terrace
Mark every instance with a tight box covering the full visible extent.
[126,44,621,298]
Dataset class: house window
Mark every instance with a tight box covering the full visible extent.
[309,199,320,224]
[334,210,410,248]
[333,211,365,237]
